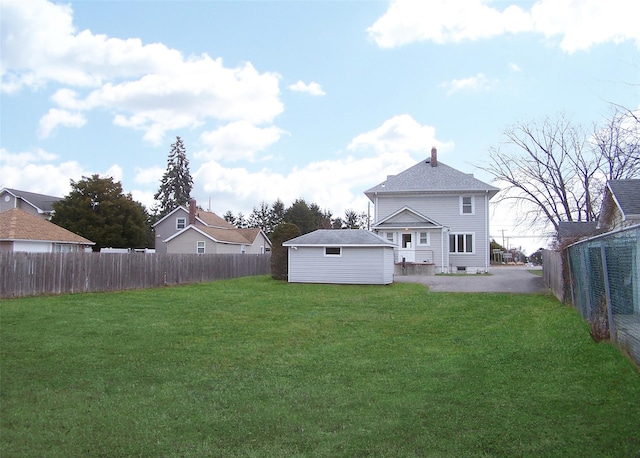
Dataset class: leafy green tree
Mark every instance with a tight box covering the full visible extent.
[153,136,193,217]
[52,175,148,252]
[270,222,301,281]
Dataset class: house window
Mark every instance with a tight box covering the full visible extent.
[197,241,205,254]
[176,217,186,230]
[418,232,430,246]
[449,233,474,253]
[325,247,341,256]
[460,196,474,215]
[383,232,394,243]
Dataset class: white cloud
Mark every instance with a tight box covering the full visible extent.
[196,121,287,162]
[1,0,284,146]
[193,152,418,218]
[134,166,164,186]
[288,80,326,96]
[0,147,123,198]
[508,63,522,72]
[440,72,492,96]
[347,114,454,155]
[368,0,640,53]
[38,108,86,138]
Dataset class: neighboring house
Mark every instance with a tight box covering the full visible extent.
[364,148,499,273]
[597,179,640,231]
[283,229,395,285]
[154,199,271,254]
[557,221,604,247]
[0,188,62,220]
[0,208,94,253]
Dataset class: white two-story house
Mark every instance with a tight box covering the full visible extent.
[364,148,499,273]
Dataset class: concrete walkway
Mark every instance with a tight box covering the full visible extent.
[394,265,547,293]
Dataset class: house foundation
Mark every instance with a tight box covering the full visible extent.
[395,262,436,276]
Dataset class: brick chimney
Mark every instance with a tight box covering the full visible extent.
[430,147,437,167]
[188,198,197,225]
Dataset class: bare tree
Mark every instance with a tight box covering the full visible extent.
[478,109,639,233]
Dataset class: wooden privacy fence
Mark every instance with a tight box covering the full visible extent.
[0,252,271,298]
[542,249,565,302]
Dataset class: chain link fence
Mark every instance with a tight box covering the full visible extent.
[566,225,640,365]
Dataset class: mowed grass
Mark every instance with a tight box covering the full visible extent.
[1,276,639,457]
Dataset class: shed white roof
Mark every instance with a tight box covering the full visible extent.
[283,229,396,247]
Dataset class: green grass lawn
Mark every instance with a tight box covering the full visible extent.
[1,276,639,457]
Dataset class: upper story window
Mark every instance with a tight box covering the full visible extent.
[176,217,186,230]
[197,241,205,254]
[383,232,394,243]
[460,196,474,215]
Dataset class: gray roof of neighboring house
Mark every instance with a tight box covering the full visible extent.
[364,158,499,200]
[557,221,601,240]
[283,229,396,247]
[608,179,640,218]
[2,188,61,214]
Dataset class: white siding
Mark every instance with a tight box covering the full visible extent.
[288,246,394,285]
[376,193,490,271]
[13,240,52,253]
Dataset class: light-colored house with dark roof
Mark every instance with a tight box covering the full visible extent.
[0,208,94,253]
[283,229,395,284]
[0,188,62,220]
[364,148,499,273]
[598,179,640,231]
[154,200,271,254]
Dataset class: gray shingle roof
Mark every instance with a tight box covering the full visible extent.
[283,229,395,246]
[364,158,499,199]
[3,188,62,214]
[608,179,640,218]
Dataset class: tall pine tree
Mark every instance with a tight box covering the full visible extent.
[154,136,193,217]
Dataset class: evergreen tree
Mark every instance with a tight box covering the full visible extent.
[270,222,301,281]
[52,175,148,252]
[154,136,193,217]
[223,210,236,225]
[249,201,272,234]
[270,199,285,230]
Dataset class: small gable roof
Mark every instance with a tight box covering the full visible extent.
[1,188,62,214]
[0,208,94,245]
[164,225,268,246]
[607,179,640,219]
[373,206,442,230]
[152,205,235,229]
[364,158,499,200]
[283,229,396,247]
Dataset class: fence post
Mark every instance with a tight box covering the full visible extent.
[600,243,616,339]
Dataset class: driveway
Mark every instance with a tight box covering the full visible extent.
[394,265,547,293]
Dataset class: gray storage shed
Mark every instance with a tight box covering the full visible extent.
[283,229,396,285]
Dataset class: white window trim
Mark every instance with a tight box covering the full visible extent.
[197,241,205,254]
[324,247,342,257]
[460,196,475,215]
[176,217,186,230]
[449,232,475,254]
[417,231,430,246]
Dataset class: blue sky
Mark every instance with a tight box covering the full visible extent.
[1,0,639,253]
